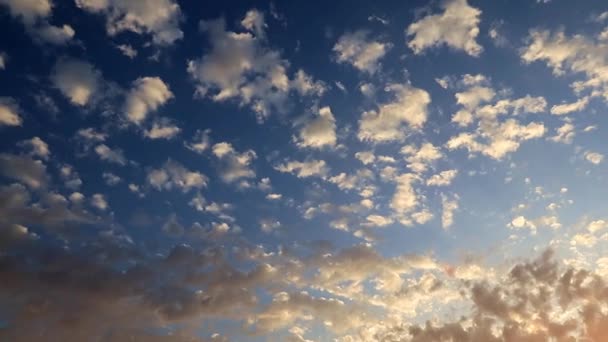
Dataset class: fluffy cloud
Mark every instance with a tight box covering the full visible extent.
[406,0,483,56]
[0,0,74,44]
[125,76,173,124]
[441,194,459,229]
[90,193,108,211]
[75,0,183,45]
[94,144,127,165]
[212,142,257,183]
[296,106,337,149]
[275,160,329,178]
[333,30,391,74]
[426,169,458,186]
[0,97,22,126]
[51,58,101,106]
[358,84,430,143]
[0,153,48,189]
[18,137,50,159]
[187,10,324,121]
[148,160,208,192]
[584,151,604,165]
[549,122,575,144]
[144,120,181,139]
[185,129,211,154]
[401,142,443,173]
[551,96,590,115]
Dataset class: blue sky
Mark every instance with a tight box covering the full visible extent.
[2,0,608,341]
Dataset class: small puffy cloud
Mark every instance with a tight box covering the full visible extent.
[266,193,282,200]
[441,194,459,229]
[275,160,329,178]
[90,193,108,211]
[51,58,101,106]
[75,0,183,45]
[587,220,608,233]
[0,97,23,126]
[212,142,257,183]
[0,0,74,44]
[584,151,604,164]
[0,52,6,69]
[95,144,127,165]
[102,172,121,186]
[185,129,211,154]
[406,0,483,56]
[115,44,137,58]
[550,96,590,115]
[144,120,181,139]
[259,218,280,233]
[549,122,575,144]
[333,30,391,74]
[125,76,173,124]
[148,160,208,192]
[365,214,393,227]
[401,142,443,173]
[187,11,324,121]
[390,173,419,215]
[358,84,430,143]
[18,137,50,159]
[77,128,107,142]
[426,169,458,186]
[355,151,375,165]
[296,106,337,149]
[0,153,48,189]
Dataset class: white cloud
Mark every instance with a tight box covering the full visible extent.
[51,58,101,106]
[212,142,257,183]
[333,30,391,74]
[0,153,48,189]
[148,160,208,192]
[275,160,329,178]
[584,151,604,165]
[102,172,121,186]
[365,214,393,227]
[18,137,50,159]
[549,123,575,144]
[94,144,127,165]
[144,120,181,139]
[358,84,430,143]
[187,11,324,122]
[0,52,6,69]
[76,0,183,45]
[355,151,375,165]
[0,0,74,44]
[426,169,458,186]
[441,194,459,229]
[0,97,22,126]
[390,173,419,215]
[90,193,108,211]
[550,96,590,115]
[125,76,173,124]
[406,0,483,56]
[185,129,211,154]
[259,219,281,233]
[115,44,137,58]
[77,128,107,142]
[266,193,282,200]
[296,106,337,149]
[401,142,443,173]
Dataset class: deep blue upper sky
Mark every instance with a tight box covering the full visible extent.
[1,0,608,341]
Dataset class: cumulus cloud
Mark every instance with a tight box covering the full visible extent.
[185,129,211,154]
[401,142,443,174]
[144,120,181,139]
[94,144,127,165]
[0,0,74,44]
[584,151,604,165]
[275,159,329,178]
[550,96,590,115]
[148,160,208,192]
[212,142,257,183]
[90,193,108,211]
[358,84,431,143]
[18,136,50,159]
[426,169,458,186]
[187,10,324,121]
[550,122,575,144]
[125,76,173,124]
[51,58,101,106]
[75,0,183,45]
[441,194,459,229]
[406,0,483,56]
[296,106,337,149]
[333,30,392,74]
[0,153,48,189]
[0,97,23,126]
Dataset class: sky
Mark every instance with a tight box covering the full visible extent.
[1,0,608,341]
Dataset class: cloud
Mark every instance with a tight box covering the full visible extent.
[296,106,337,149]
[426,169,458,186]
[401,142,443,173]
[18,137,50,159]
[550,96,590,115]
[187,11,324,121]
[144,120,181,139]
[75,0,183,45]
[115,43,138,58]
[0,51,6,69]
[0,153,48,189]
[333,30,392,74]
[0,0,74,44]
[406,0,483,56]
[125,76,173,124]
[441,194,459,229]
[185,129,211,154]
[0,97,23,126]
[549,122,575,144]
[94,144,127,165]
[51,58,101,106]
[275,159,329,178]
[148,160,208,192]
[211,142,257,183]
[102,172,121,186]
[584,151,604,164]
[90,193,108,211]
[358,84,430,143]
